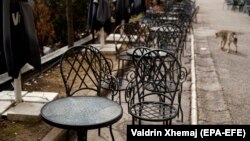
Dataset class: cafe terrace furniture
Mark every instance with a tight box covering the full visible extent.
[127,49,187,124]
[41,96,122,141]
[110,22,148,104]
[59,45,118,97]
[41,45,123,141]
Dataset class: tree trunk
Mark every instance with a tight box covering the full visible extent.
[66,0,74,48]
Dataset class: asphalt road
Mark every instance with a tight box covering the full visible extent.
[195,0,250,124]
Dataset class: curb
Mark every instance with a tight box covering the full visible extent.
[41,127,76,141]
[41,128,67,141]
[190,34,198,125]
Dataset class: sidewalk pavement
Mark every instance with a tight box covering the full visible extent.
[193,0,250,124]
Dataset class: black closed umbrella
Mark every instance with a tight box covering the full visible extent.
[87,0,99,34]
[131,0,142,15]
[97,0,111,47]
[1,0,41,102]
[87,0,112,47]
[87,0,111,32]
[96,0,111,23]
[2,0,41,79]
[0,1,7,75]
[114,0,132,26]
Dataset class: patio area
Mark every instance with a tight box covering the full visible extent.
[0,0,195,140]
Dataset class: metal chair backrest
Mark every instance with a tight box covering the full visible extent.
[113,22,141,45]
[134,49,183,96]
[113,22,148,57]
[152,23,184,53]
[59,45,114,96]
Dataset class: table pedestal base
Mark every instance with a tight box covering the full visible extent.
[77,130,87,141]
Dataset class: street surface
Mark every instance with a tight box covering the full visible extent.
[195,0,250,124]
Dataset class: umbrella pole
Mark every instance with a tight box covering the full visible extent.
[14,73,22,103]
[100,27,105,48]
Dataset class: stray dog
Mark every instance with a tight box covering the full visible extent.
[215,30,238,53]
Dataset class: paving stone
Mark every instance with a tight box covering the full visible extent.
[0,91,28,101]
[22,92,58,103]
[0,101,14,115]
[90,43,121,55]
[4,102,44,122]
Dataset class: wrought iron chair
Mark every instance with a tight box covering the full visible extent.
[127,49,187,125]
[59,45,118,141]
[111,22,148,103]
[151,23,185,63]
[149,41,188,121]
[144,12,169,27]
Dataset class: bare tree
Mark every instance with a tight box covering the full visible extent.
[66,0,74,48]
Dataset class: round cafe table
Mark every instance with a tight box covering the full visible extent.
[40,96,123,141]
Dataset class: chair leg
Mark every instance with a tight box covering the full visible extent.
[99,126,115,141]
[112,94,114,101]
[125,89,131,103]
[165,119,172,125]
[109,125,115,141]
[116,60,121,82]
[178,91,184,122]
[111,90,119,103]
[169,119,172,125]
[179,98,184,122]
[116,60,122,104]
[118,91,121,104]
[98,128,101,136]
[132,117,135,125]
